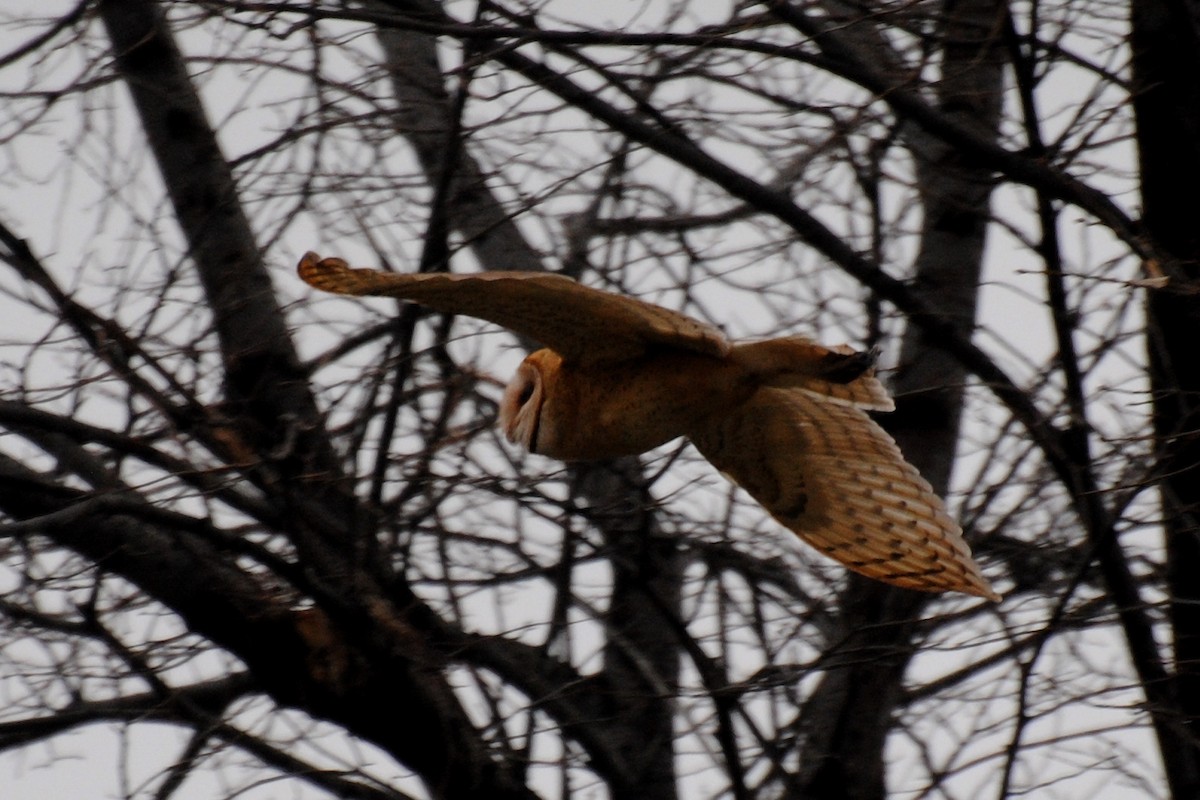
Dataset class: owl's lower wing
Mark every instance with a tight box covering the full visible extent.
[297,253,728,364]
[690,387,999,600]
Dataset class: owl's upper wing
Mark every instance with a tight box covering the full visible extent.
[689,386,999,600]
[298,253,729,363]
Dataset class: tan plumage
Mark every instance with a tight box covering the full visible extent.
[299,252,1000,601]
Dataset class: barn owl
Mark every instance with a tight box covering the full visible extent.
[298,252,999,601]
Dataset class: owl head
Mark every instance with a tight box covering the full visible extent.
[500,349,561,455]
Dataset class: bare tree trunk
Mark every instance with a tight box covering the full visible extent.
[373,2,543,268]
[1132,2,1200,797]
[374,7,682,796]
[793,2,1006,797]
[98,0,338,483]
[578,461,682,800]
[94,2,539,797]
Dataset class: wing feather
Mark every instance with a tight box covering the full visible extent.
[298,253,728,364]
[731,337,894,411]
[689,387,999,600]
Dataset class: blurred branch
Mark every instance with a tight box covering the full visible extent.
[0,674,253,752]
[216,1,1161,265]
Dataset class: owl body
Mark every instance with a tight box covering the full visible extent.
[299,253,1000,601]
[513,348,753,460]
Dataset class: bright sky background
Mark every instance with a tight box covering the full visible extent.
[0,2,1163,798]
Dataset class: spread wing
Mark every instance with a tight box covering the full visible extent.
[298,253,729,364]
[689,386,998,600]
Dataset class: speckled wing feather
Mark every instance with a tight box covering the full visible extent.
[689,386,999,600]
[298,253,729,364]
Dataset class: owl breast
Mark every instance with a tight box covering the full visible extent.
[531,349,752,461]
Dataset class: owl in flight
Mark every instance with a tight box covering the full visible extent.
[298,253,999,601]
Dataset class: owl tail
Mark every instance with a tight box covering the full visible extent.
[732,336,894,412]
